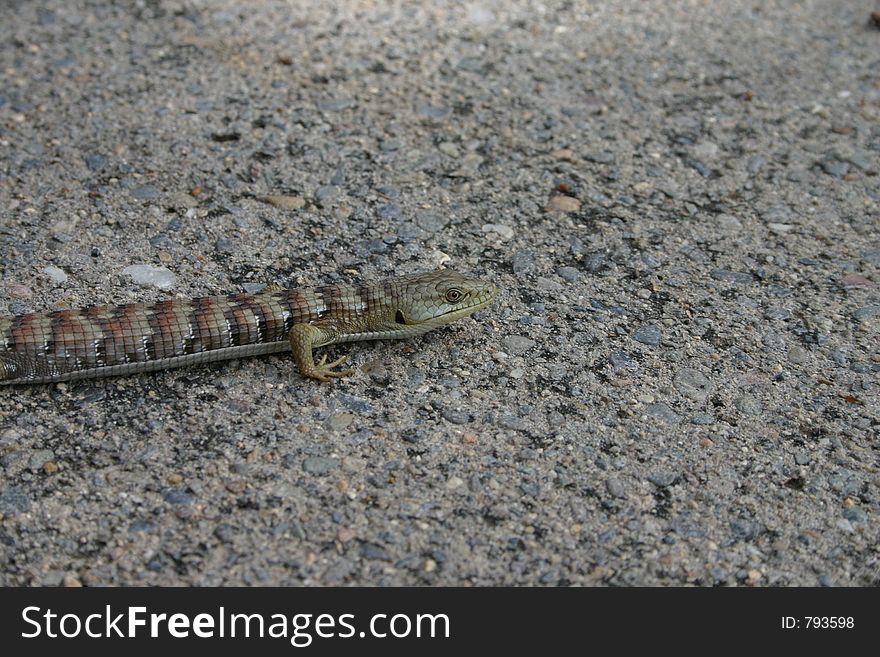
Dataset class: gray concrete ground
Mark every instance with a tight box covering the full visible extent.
[0,0,878,586]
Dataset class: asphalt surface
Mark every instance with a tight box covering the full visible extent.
[0,0,878,586]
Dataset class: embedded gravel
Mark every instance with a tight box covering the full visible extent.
[1,0,878,586]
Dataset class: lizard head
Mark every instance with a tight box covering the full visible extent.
[393,269,498,328]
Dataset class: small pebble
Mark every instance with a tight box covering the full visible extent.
[501,336,535,355]
[302,457,339,475]
[315,185,339,204]
[674,368,711,402]
[764,307,791,321]
[326,412,354,431]
[130,185,160,200]
[441,408,470,425]
[551,148,575,161]
[260,195,305,210]
[360,543,390,560]
[853,305,880,322]
[609,351,636,370]
[417,104,451,119]
[716,214,742,231]
[0,487,31,515]
[820,159,849,178]
[379,139,404,153]
[163,489,193,505]
[318,98,355,111]
[42,265,67,284]
[511,250,534,274]
[734,394,763,416]
[694,141,719,159]
[438,142,460,157]
[584,254,605,273]
[586,151,614,164]
[481,223,515,240]
[633,324,661,346]
[767,223,794,235]
[498,415,526,430]
[414,211,447,232]
[711,269,754,284]
[445,476,465,489]
[605,477,626,498]
[215,238,235,254]
[843,507,866,523]
[122,264,177,290]
[788,346,809,364]
[336,528,356,543]
[841,273,873,288]
[647,470,677,487]
[545,195,581,213]
[376,185,400,198]
[376,204,402,219]
[646,403,679,424]
[83,152,108,172]
[62,573,82,587]
[536,277,563,292]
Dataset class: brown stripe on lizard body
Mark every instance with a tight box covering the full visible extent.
[12,313,51,355]
[346,285,370,315]
[319,284,347,318]
[91,305,123,364]
[353,285,370,308]
[282,288,312,327]
[87,304,147,367]
[111,303,151,364]
[172,300,199,355]
[207,299,229,347]
[167,299,201,356]
[144,301,168,360]
[229,301,257,347]
[84,305,116,367]
[146,300,183,360]
[153,299,188,357]
[213,298,240,347]
[211,297,238,348]
[9,313,44,352]
[72,311,106,369]
[49,310,79,359]
[257,293,287,342]
[49,310,89,369]
[203,297,227,348]
[193,296,222,352]
[311,289,330,322]
[232,294,275,344]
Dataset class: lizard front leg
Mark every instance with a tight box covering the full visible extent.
[288,323,354,382]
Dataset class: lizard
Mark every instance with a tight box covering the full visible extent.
[0,269,497,385]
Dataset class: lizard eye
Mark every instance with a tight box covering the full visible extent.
[445,288,463,303]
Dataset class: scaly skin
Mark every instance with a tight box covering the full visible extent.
[0,270,497,384]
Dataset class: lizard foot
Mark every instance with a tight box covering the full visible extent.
[307,354,354,382]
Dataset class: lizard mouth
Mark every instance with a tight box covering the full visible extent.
[438,286,497,319]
